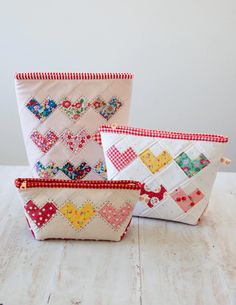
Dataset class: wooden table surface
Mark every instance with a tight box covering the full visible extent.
[0,166,236,305]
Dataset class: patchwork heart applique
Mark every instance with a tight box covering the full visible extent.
[60,162,91,180]
[26,97,57,121]
[60,97,90,121]
[93,160,107,179]
[24,200,57,228]
[30,130,58,153]
[107,145,137,171]
[170,187,204,212]
[60,201,96,230]
[139,149,173,174]
[35,161,59,179]
[175,152,210,178]
[139,183,167,208]
[60,129,91,152]
[99,202,133,230]
[92,96,122,120]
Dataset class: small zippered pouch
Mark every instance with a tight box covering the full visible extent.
[99,125,229,225]
[14,72,133,180]
[15,178,141,241]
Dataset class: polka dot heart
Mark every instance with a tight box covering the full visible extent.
[98,202,133,230]
[170,187,204,213]
[24,200,57,228]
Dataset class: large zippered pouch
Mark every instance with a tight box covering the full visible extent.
[14,72,133,180]
[99,125,229,225]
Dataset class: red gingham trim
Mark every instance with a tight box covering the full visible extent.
[15,72,133,80]
[92,131,102,145]
[99,125,228,143]
[15,178,141,190]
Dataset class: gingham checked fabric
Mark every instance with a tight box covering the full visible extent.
[92,131,102,146]
[107,145,137,171]
[100,125,228,225]
[99,125,227,142]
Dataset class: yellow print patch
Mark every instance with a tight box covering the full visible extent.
[60,201,96,230]
[139,149,172,174]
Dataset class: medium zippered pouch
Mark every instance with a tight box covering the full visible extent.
[100,125,229,225]
[15,178,141,241]
[14,72,133,180]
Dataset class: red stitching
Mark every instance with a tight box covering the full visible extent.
[15,72,133,80]
[99,125,228,143]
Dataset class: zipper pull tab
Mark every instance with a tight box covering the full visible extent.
[111,123,117,130]
[20,180,27,189]
[220,157,231,166]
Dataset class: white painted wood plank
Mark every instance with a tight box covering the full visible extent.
[0,166,141,305]
[139,172,236,305]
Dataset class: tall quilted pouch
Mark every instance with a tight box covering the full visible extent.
[15,178,141,241]
[100,125,229,225]
[14,72,133,180]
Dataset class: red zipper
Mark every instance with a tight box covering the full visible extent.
[99,125,228,143]
[15,72,133,80]
[15,178,141,190]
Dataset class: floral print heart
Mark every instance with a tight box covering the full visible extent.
[92,96,122,120]
[93,160,107,179]
[175,152,210,178]
[30,130,58,153]
[60,162,91,180]
[139,149,173,174]
[35,161,59,179]
[26,97,57,121]
[60,129,91,153]
[60,97,90,121]
[60,201,96,230]
[139,183,167,208]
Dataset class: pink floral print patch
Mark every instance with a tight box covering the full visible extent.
[30,130,58,153]
[60,97,90,121]
[60,129,91,153]
[92,96,122,120]
[170,187,204,212]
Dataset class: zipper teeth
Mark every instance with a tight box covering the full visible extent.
[15,178,141,190]
[15,72,133,80]
[99,125,228,143]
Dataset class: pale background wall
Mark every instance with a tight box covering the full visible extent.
[0,0,235,170]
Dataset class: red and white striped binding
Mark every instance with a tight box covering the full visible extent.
[15,72,133,80]
[99,125,228,143]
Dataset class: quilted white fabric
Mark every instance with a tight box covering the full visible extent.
[15,73,133,180]
[16,180,140,241]
[100,126,228,225]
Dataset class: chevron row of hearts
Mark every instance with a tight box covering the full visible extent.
[25,200,132,231]
[26,96,122,121]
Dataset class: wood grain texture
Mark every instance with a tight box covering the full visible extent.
[0,166,235,305]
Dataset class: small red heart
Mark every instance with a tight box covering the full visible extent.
[24,200,57,228]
